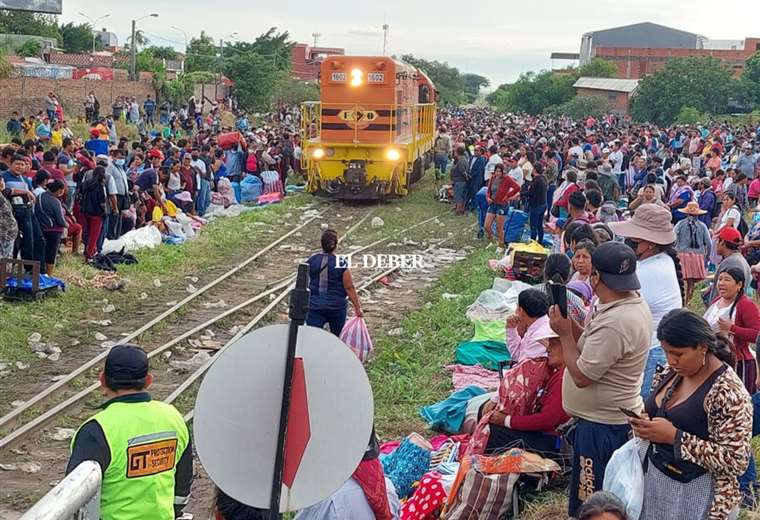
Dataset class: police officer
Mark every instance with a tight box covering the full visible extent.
[67,344,193,520]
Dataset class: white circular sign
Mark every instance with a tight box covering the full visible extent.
[194,324,374,512]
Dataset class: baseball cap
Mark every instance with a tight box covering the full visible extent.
[717,226,742,245]
[591,241,640,291]
[105,344,149,384]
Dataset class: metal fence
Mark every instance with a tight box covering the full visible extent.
[20,461,101,520]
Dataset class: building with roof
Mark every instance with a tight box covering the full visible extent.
[579,22,704,65]
[291,43,345,81]
[94,29,119,52]
[573,77,639,115]
[561,21,760,79]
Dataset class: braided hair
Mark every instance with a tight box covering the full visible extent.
[660,245,686,306]
[719,267,746,320]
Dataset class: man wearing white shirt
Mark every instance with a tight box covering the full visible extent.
[484,145,502,181]
[507,156,523,186]
[608,141,624,193]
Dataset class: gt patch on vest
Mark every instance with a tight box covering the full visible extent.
[126,437,177,478]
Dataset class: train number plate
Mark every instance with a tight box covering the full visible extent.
[367,72,384,83]
[331,72,346,82]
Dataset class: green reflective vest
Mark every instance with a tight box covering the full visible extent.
[73,399,189,520]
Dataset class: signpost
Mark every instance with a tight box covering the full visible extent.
[194,264,374,515]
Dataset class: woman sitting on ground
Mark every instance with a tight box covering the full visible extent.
[704,268,760,394]
[506,289,552,364]
[478,328,569,458]
[631,309,751,520]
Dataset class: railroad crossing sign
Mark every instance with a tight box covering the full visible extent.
[338,108,377,130]
[193,324,374,512]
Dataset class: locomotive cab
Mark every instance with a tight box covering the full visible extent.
[300,56,437,200]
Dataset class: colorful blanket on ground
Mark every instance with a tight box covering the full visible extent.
[446,364,501,392]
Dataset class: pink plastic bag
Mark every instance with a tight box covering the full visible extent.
[339,317,373,363]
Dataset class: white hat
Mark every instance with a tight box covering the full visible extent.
[602,147,610,154]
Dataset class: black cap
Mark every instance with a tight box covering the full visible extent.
[591,242,640,291]
[105,344,149,383]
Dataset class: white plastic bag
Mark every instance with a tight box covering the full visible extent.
[339,317,373,363]
[603,438,644,520]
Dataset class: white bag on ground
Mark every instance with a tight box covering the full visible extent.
[339,317,373,363]
[603,438,644,520]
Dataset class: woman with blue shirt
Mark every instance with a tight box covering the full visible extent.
[306,229,363,336]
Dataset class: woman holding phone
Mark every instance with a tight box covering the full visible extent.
[630,309,751,520]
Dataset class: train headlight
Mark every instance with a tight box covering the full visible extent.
[386,148,401,161]
[312,148,325,160]
[350,68,363,87]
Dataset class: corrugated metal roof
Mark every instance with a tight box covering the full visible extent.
[573,77,639,93]
[551,52,580,60]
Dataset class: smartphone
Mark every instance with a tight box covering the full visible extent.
[548,280,568,318]
[619,407,641,419]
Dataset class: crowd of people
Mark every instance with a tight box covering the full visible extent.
[18,98,760,520]
[424,108,760,519]
[0,97,304,275]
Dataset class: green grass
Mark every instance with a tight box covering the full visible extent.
[369,249,493,439]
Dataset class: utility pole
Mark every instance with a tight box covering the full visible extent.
[311,32,320,48]
[382,23,389,56]
[130,19,136,81]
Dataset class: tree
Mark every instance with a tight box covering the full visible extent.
[743,51,760,84]
[185,31,219,73]
[60,22,98,53]
[17,39,41,57]
[224,51,281,111]
[488,70,576,115]
[276,77,319,105]
[147,46,177,61]
[0,10,60,42]
[675,106,709,125]
[461,73,490,104]
[401,54,466,105]
[544,95,613,119]
[125,30,149,51]
[0,50,12,78]
[578,58,618,78]
[630,57,735,125]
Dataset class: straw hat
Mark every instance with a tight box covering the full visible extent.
[678,201,707,216]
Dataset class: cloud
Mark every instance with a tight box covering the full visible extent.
[345,26,384,37]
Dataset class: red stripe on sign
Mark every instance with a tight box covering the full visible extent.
[283,358,311,488]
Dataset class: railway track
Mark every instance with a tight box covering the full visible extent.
[0,211,448,453]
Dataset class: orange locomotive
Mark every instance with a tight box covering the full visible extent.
[300,56,437,199]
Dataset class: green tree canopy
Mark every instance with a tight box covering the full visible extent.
[185,31,218,73]
[17,38,41,57]
[630,56,735,125]
[276,77,319,105]
[147,46,177,61]
[578,58,618,78]
[461,73,490,103]
[224,51,281,112]
[0,10,60,41]
[401,54,466,105]
[544,95,613,119]
[743,51,760,84]
[488,71,576,115]
[60,22,98,53]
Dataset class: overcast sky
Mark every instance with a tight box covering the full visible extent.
[62,0,760,87]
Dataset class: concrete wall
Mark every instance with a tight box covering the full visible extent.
[0,76,156,119]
